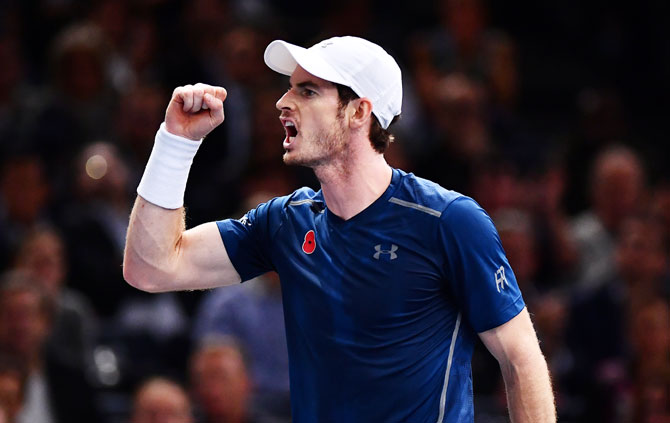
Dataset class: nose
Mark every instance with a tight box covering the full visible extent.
[276,90,292,111]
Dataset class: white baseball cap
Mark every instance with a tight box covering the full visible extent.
[264,36,402,129]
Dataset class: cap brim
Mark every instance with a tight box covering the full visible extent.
[264,40,348,85]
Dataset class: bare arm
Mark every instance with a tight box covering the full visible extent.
[479,308,556,423]
[123,197,240,292]
[123,84,241,292]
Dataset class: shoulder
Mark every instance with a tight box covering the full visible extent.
[393,170,497,240]
[243,186,321,219]
[390,169,471,218]
[285,187,323,208]
[257,186,322,211]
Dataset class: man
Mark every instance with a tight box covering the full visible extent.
[189,340,256,423]
[0,271,100,423]
[130,377,194,423]
[124,36,555,422]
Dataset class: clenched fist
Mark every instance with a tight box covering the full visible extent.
[165,83,228,140]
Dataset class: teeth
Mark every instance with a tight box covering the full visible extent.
[285,121,295,127]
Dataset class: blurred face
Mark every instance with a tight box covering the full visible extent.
[592,153,644,230]
[0,372,22,422]
[651,187,670,238]
[132,381,193,423]
[632,301,670,360]
[190,347,250,421]
[0,159,49,224]
[0,290,49,358]
[16,232,67,296]
[60,49,104,100]
[499,229,537,288]
[615,219,666,285]
[276,66,348,168]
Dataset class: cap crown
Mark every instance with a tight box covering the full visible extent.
[264,36,402,129]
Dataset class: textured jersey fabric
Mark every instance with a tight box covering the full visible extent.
[217,168,525,423]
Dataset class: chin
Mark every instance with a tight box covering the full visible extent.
[283,151,297,165]
[283,149,305,165]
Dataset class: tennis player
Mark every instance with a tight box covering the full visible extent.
[124,36,555,422]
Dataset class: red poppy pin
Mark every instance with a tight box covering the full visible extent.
[302,230,316,254]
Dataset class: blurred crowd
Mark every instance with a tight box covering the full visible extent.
[0,0,668,422]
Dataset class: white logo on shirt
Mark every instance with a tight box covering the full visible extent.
[495,265,509,293]
[373,244,398,260]
[238,214,251,226]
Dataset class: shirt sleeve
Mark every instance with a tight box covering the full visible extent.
[439,196,525,333]
[216,198,283,281]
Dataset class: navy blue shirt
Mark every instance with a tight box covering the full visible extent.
[217,169,525,422]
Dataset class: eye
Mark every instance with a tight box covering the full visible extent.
[301,88,316,97]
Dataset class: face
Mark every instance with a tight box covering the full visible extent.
[631,301,670,359]
[190,346,250,421]
[16,232,67,297]
[615,218,666,285]
[131,380,193,423]
[592,152,644,230]
[0,372,23,422]
[275,66,348,168]
[0,290,49,358]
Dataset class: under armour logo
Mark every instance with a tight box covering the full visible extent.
[373,244,398,260]
[495,265,509,293]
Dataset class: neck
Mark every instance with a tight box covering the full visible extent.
[314,149,392,221]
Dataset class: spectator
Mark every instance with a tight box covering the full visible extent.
[13,226,99,371]
[28,23,117,182]
[0,155,51,269]
[0,32,33,160]
[130,377,194,423]
[525,161,578,290]
[414,72,492,194]
[0,355,26,423]
[193,273,290,423]
[567,214,669,421]
[192,172,294,422]
[0,271,100,423]
[492,208,576,420]
[190,340,257,423]
[58,141,137,318]
[628,299,670,422]
[569,145,646,293]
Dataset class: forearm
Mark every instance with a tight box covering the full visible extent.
[123,196,186,292]
[123,85,232,291]
[501,349,556,423]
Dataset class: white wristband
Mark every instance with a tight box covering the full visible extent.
[137,123,203,209]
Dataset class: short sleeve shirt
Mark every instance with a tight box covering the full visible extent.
[217,168,525,423]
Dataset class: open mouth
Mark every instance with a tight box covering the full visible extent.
[284,121,298,138]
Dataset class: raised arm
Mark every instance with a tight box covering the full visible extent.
[478,308,556,423]
[123,84,241,292]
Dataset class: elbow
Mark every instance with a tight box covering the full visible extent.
[122,255,168,293]
[122,259,149,292]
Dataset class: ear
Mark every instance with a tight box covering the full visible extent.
[348,98,373,130]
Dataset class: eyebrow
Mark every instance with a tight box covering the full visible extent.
[289,81,322,91]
